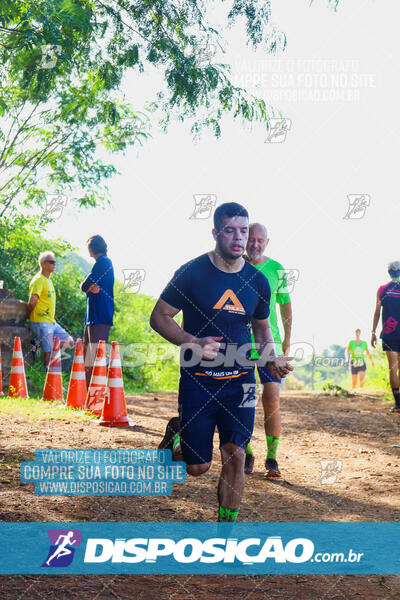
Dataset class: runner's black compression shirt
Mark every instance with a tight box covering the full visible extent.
[160,253,271,378]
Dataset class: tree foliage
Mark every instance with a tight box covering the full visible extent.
[0,0,341,215]
[0,0,294,216]
[112,281,180,391]
[0,211,85,334]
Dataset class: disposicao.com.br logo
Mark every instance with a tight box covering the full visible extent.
[82,536,362,565]
[38,528,365,572]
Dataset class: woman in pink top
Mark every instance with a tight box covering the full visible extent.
[372,261,400,412]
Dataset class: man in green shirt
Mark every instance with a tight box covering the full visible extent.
[347,329,374,389]
[245,223,292,478]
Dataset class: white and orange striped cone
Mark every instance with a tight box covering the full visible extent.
[85,340,107,417]
[66,338,87,409]
[0,340,4,396]
[8,336,28,398]
[42,336,63,401]
[98,341,135,427]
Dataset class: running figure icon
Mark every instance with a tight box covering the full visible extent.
[45,531,77,566]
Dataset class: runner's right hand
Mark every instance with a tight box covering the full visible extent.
[196,336,223,360]
[268,355,294,379]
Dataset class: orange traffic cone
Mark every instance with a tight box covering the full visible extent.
[85,340,107,417]
[8,336,28,398]
[66,338,87,409]
[42,336,63,401]
[0,340,4,396]
[98,341,135,427]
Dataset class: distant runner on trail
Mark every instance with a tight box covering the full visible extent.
[244,222,292,479]
[150,202,293,522]
[372,261,400,412]
[346,329,374,389]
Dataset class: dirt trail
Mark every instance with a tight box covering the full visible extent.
[0,391,399,599]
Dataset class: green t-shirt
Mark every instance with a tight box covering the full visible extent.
[348,340,368,365]
[251,257,291,355]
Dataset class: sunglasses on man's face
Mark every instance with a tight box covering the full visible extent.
[46,260,56,265]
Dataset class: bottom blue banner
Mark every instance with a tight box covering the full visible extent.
[0,522,398,574]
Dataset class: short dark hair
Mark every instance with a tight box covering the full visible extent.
[213,202,249,232]
[87,235,107,255]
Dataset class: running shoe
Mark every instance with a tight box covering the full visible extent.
[244,452,255,474]
[158,416,180,450]
[264,458,281,478]
[390,406,400,413]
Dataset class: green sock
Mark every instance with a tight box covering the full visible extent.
[172,432,180,450]
[266,435,279,460]
[218,506,240,522]
[245,442,253,456]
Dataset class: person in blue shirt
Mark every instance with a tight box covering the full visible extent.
[81,235,114,386]
[150,202,293,522]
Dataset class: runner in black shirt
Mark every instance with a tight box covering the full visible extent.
[150,202,293,522]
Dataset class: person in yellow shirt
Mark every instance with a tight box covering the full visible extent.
[27,251,74,367]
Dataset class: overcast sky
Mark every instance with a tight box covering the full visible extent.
[46,0,399,354]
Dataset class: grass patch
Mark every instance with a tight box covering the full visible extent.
[321,382,352,397]
[0,396,93,421]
